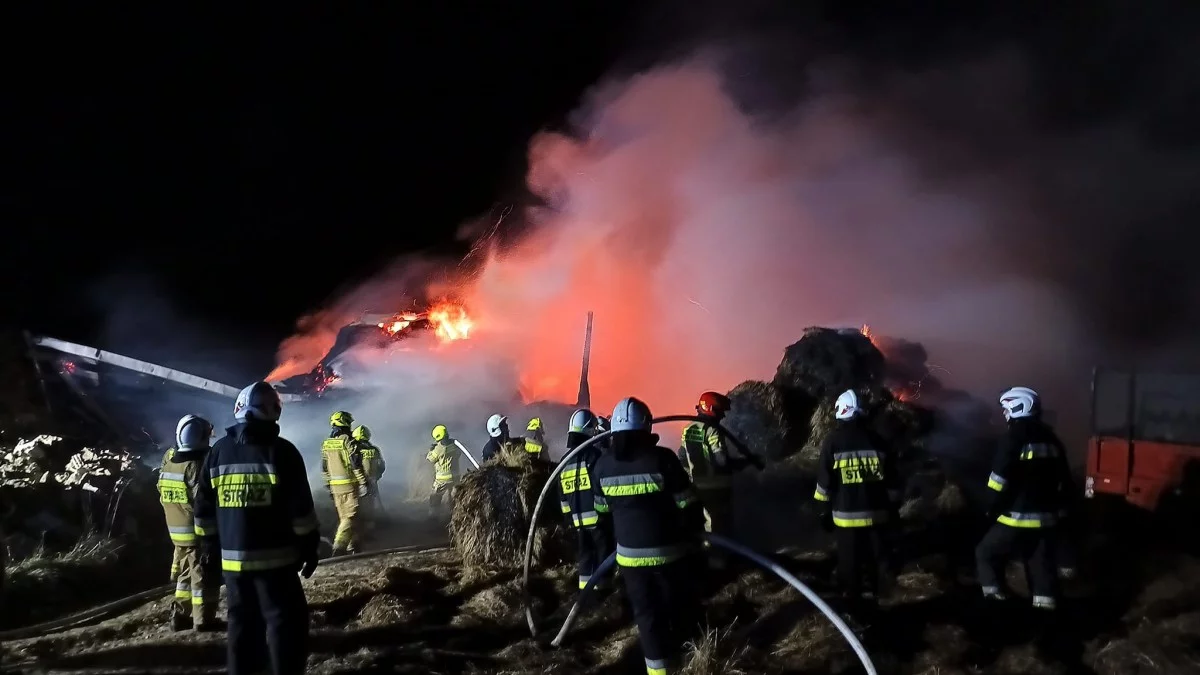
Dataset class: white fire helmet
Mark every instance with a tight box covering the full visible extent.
[611,397,652,433]
[834,390,860,420]
[176,414,214,451]
[487,414,508,438]
[1000,387,1039,421]
[234,381,282,422]
[569,408,600,436]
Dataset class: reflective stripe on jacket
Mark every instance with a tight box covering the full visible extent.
[193,422,320,574]
[591,443,703,567]
[426,439,459,483]
[813,420,897,528]
[159,448,205,546]
[322,433,366,495]
[986,418,1073,529]
[359,442,386,481]
[679,422,730,490]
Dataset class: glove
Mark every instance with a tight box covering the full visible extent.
[357,483,370,499]
[197,537,218,571]
[819,510,833,533]
[299,550,318,579]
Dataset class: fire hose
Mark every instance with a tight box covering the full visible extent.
[453,440,481,470]
[521,415,877,674]
[0,541,450,642]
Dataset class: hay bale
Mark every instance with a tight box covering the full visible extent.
[724,380,791,460]
[449,442,566,573]
[773,327,885,403]
[356,593,418,626]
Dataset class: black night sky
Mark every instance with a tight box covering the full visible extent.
[5,2,1200,383]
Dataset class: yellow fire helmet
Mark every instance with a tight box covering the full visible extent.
[330,410,354,427]
[352,425,371,442]
[432,424,448,441]
[527,417,542,432]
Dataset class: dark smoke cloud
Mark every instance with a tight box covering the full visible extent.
[263,4,1200,455]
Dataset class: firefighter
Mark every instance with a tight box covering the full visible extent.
[976,386,1073,610]
[525,417,547,459]
[593,397,705,675]
[558,408,615,591]
[323,410,370,556]
[678,391,752,568]
[158,414,222,632]
[482,413,523,462]
[813,389,899,604]
[426,424,460,514]
[194,382,319,675]
[352,425,386,533]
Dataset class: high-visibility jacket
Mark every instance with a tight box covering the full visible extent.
[558,437,604,529]
[322,430,367,495]
[813,420,898,528]
[986,418,1073,529]
[679,422,731,490]
[158,447,206,547]
[592,442,704,567]
[426,438,459,483]
[193,422,320,574]
[358,441,386,482]
[525,433,546,459]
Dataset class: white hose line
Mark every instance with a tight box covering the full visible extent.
[454,440,481,470]
[521,414,740,638]
[550,537,876,675]
[706,534,878,675]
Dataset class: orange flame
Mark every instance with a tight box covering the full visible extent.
[377,312,422,336]
[428,302,473,342]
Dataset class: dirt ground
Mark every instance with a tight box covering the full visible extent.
[2,506,1197,675]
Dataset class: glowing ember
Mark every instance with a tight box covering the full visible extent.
[313,364,340,394]
[61,360,77,374]
[428,302,473,342]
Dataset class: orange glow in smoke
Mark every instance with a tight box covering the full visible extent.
[427,302,473,342]
[377,312,422,335]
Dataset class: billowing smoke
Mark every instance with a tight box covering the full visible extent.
[270,40,1200,453]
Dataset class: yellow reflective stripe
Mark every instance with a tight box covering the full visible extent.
[813,484,830,501]
[561,502,571,513]
[169,532,197,545]
[211,473,277,488]
[328,478,355,486]
[987,472,1007,492]
[158,478,187,489]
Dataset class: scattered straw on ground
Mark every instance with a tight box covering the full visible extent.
[682,623,752,675]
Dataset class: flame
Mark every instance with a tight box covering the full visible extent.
[428,302,473,342]
[377,312,422,336]
[312,364,340,395]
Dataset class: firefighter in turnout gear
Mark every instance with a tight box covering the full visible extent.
[976,387,1074,610]
[593,397,705,675]
[678,391,749,568]
[481,413,523,462]
[558,408,615,591]
[426,424,460,513]
[353,425,386,533]
[525,417,547,459]
[323,410,369,555]
[813,390,899,603]
[194,382,320,675]
[159,414,223,632]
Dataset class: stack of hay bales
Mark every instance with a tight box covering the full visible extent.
[449,442,567,575]
[722,380,791,461]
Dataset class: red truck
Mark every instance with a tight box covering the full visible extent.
[1086,368,1200,511]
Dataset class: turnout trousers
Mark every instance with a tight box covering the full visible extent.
[834,526,889,598]
[621,556,703,675]
[224,568,310,675]
[574,523,614,590]
[331,491,361,554]
[169,545,216,625]
[975,523,1058,609]
[429,479,455,510]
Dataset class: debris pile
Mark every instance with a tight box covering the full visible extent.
[1,436,144,493]
[449,443,567,575]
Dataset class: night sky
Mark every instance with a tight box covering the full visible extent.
[5,2,1198,383]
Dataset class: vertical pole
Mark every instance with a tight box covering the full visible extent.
[576,312,592,408]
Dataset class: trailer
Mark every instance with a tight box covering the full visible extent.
[1086,368,1200,510]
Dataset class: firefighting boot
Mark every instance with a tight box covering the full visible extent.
[195,618,227,632]
[170,612,193,632]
